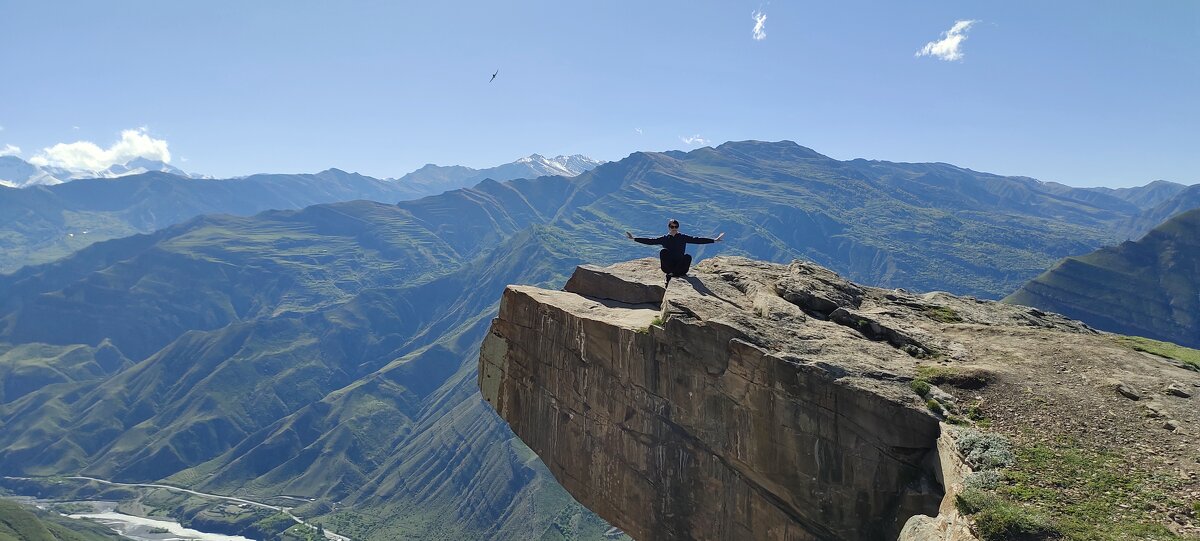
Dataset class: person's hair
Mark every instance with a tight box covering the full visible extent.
[668,219,679,228]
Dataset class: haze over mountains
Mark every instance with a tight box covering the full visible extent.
[0,154,602,274]
[0,155,207,188]
[0,140,1197,539]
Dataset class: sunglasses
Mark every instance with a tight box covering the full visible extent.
[668,225,679,229]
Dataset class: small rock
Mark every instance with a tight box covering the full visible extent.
[929,386,957,408]
[1164,420,1180,431]
[1167,383,1194,397]
[1114,381,1141,400]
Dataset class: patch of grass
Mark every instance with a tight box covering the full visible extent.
[966,402,986,422]
[916,365,991,389]
[945,414,969,426]
[955,488,1058,540]
[910,379,931,398]
[987,439,1191,540]
[922,304,964,323]
[49,502,96,514]
[925,399,943,414]
[1112,335,1200,371]
[640,316,664,334]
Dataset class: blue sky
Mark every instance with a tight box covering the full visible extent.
[1,0,1196,187]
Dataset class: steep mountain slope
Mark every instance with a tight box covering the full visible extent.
[1006,208,1200,348]
[0,140,1169,539]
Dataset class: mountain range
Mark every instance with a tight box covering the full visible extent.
[0,154,601,274]
[394,154,601,196]
[0,156,207,188]
[0,140,1197,539]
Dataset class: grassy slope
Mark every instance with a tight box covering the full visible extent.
[0,499,127,541]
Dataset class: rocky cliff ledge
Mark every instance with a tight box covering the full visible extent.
[480,257,1200,540]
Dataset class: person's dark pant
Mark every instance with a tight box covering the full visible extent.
[659,249,692,277]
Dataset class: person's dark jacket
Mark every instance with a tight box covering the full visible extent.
[634,233,714,256]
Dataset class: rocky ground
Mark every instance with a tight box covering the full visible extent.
[484,256,1200,540]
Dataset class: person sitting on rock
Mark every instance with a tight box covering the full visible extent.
[625,219,724,283]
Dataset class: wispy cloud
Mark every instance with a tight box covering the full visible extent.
[752,10,767,41]
[634,127,643,135]
[916,20,978,61]
[29,127,170,171]
[0,144,20,157]
[680,134,710,146]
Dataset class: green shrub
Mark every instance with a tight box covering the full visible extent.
[923,305,964,323]
[963,470,1001,491]
[955,429,1014,471]
[910,379,932,398]
[966,403,986,421]
[956,488,1058,540]
[974,503,1057,540]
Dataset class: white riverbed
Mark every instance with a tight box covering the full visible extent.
[67,504,255,541]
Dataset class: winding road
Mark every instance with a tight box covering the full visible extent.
[3,476,350,541]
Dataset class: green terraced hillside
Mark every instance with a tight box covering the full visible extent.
[1006,208,1200,349]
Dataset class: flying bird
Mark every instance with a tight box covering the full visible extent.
[490,69,499,83]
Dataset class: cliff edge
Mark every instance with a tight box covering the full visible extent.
[480,257,1200,540]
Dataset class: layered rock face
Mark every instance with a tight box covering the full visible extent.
[483,257,1082,540]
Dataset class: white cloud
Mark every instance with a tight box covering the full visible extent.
[29,127,171,171]
[0,144,20,157]
[634,127,643,135]
[680,134,710,146]
[916,20,978,61]
[752,10,767,41]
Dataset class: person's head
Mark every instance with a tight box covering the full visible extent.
[667,219,680,234]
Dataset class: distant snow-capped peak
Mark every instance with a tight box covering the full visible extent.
[0,156,208,188]
[514,154,603,176]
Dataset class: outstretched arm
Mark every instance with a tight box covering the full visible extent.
[627,232,664,245]
[684,233,725,244]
